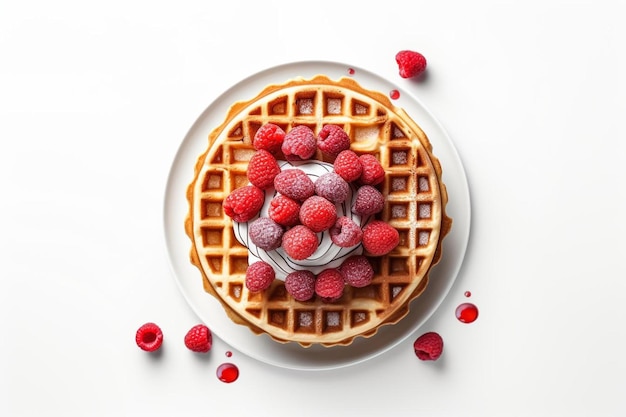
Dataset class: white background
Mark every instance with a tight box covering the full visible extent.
[1,0,625,416]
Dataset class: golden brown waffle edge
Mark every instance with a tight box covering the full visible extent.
[185,74,452,347]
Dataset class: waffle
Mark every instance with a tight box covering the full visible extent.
[185,75,452,347]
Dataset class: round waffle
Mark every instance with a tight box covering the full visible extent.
[185,75,452,347]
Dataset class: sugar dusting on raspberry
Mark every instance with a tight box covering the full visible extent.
[340,255,374,288]
[284,270,316,301]
[329,216,362,247]
[352,185,384,216]
[274,168,315,201]
[315,172,349,204]
[248,217,284,251]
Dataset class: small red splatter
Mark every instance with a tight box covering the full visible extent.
[216,363,239,383]
[464,291,472,298]
[389,89,400,100]
[348,68,355,75]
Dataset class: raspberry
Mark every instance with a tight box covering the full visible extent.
[274,168,315,201]
[224,185,264,222]
[362,220,400,256]
[395,50,427,79]
[339,255,374,288]
[135,322,163,352]
[247,149,280,190]
[281,125,317,161]
[245,261,275,292]
[248,217,284,251]
[253,123,285,155]
[299,196,337,233]
[329,216,362,247]
[317,124,351,156]
[358,154,385,186]
[413,331,443,361]
[314,172,349,204]
[284,270,316,301]
[333,150,362,182]
[268,194,301,226]
[281,225,318,260]
[184,324,212,353]
[352,185,384,216]
[315,269,345,302]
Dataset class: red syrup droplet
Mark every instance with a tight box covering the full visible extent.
[464,291,472,298]
[455,302,479,323]
[216,363,239,383]
[347,67,355,75]
[225,351,232,357]
[389,89,400,100]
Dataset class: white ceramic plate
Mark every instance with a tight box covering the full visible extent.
[163,61,470,371]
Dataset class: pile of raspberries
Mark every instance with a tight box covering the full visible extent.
[224,123,400,302]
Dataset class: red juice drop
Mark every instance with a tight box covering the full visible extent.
[464,291,472,298]
[225,351,232,357]
[455,302,478,323]
[389,89,400,100]
[216,363,239,383]
[347,68,355,75]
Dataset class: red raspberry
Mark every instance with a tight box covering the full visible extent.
[299,196,337,233]
[395,50,427,79]
[284,270,316,301]
[339,255,374,288]
[329,216,362,247]
[224,185,264,222]
[352,185,384,216]
[281,125,317,161]
[317,124,351,156]
[184,324,212,353]
[315,269,345,302]
[248,217,284,251]
[314,172,349,204]
[359,155,385,186]
[413,331,443,361]
[247,149,280,190]
[245,261,275,292]
[268,194,301,226]
[333,150,362,182]
[362,220,400,256]
[274,168,315,201]
[281,225,318,260]
[135,322,163,352]
[253,123,285,155]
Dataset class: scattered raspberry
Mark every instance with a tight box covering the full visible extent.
[333,150,362,182]
[135,322,163,352]
[184,324,213,353]
[281,125,317,161]
[317,124,351,156]
[248,217,284,251]
[247,149,280,190]
[314,172,349,204]
[224,185,264,222]
[352,185,384,216]
[299,196,337,233]
[245,261,275,292]
[413,332,443,361]
[362,220,400,256]
[329,216,362,247]
[281,225,318,260]
[339,255,374,288]
[395,50,427,79]
[253,123,285,155]
[284,270,316,301]
[274,168,315,201]
[359,155,385,186]
[268,194,301,226]
[315,269,345,302]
